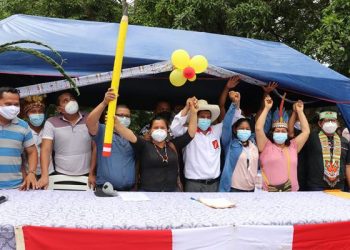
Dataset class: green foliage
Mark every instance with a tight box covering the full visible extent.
[0,0,122,22]
[226,0,274,40]
[304,0,350,76]
[1,0,348,97]
[129,110,153,133]
[131,0,228,33]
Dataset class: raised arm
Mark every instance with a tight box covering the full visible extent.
[170,97,196,137]
[114,115,137,143]
[218,76,240,122]
[293,101,310,153]
[187,99,199,137]
[288,109,298,138]
[255,95,273,152]
[255,82,278,122]
[86,88,115,136]
[222,91,241,148]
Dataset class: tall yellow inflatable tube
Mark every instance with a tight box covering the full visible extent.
[103,15,128,157]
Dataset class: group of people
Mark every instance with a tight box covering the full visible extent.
[0,76,349,193]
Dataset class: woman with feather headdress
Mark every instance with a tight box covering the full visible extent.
[255,93,310,192]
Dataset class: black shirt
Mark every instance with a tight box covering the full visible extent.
[301,130,350,190]
[132,132,192,192]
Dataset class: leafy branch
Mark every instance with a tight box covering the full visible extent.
[0,40,79,95]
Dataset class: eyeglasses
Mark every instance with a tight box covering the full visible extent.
[116,114,130,118]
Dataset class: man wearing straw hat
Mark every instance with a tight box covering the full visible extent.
[171,97,224,192]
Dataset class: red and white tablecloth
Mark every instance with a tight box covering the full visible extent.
[1,190,350,249]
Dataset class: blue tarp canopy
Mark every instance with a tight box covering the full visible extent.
[1,14,350,125]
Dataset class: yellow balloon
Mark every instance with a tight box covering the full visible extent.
[169,69,187,87]
[171,49,190,69]
[188,75,197,82]
[189,55,208,73]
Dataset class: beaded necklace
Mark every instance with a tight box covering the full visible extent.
[153,143,168,163]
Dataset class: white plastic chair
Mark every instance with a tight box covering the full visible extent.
[48,175,90,191]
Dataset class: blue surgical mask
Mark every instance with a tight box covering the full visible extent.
[29,113,45,127]
[198,118,211,131]
[237,130,251,142]
[273,132,288,144]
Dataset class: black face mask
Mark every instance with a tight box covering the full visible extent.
[157,111,172,121]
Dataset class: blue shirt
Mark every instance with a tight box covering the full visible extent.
[0,118,34,189]
[93,124,135,189]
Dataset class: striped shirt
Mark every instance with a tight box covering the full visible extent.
[0,117,34,189]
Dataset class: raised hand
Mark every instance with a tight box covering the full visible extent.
[264,95,273,110]
[189,99,199,114]
[229,91,241,105]
[226,76,240,89]
[295,100,304,112]
[103,88,117,105]
[186,96,197,108]
[262,82,278,94]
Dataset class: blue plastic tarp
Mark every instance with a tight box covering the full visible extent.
[0,14,350,125]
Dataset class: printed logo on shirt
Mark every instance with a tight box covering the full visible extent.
[212,140,219,149]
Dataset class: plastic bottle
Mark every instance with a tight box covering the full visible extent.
[254,170,263,192]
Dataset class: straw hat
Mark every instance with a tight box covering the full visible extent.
[196,99,220,122]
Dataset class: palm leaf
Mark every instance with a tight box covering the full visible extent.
[0,40,79,95]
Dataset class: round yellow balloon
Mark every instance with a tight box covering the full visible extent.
[189,55,208,73]
[188,75,196,82]
[171,49,190,69]
[169,69,187,87]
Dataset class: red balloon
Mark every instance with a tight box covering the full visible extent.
[183,67,196,79]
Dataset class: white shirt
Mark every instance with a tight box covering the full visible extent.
[42,113,91,175]
[170,113,222,179]
[27,128,54,175]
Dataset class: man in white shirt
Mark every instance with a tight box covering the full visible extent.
[171,77,242,192]
[171,98,223,192]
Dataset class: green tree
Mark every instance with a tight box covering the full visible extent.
[0,0,122,22]
[131,0,228,33]
[304,0,350,76]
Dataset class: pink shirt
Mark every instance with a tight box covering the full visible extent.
[231,142,259,191]
[260,139,299,191]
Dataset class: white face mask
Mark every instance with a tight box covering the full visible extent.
[151,129,167,142]
[64,100,79,115]
[0,105,20,120]
[322,121,338,134]
[117,116,131,128]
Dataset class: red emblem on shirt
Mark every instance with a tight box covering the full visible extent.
[212,140,219,149]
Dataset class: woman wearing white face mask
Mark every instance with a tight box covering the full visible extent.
[114,100,198,192]
[255,95,310,192]
[219,91,259,192]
